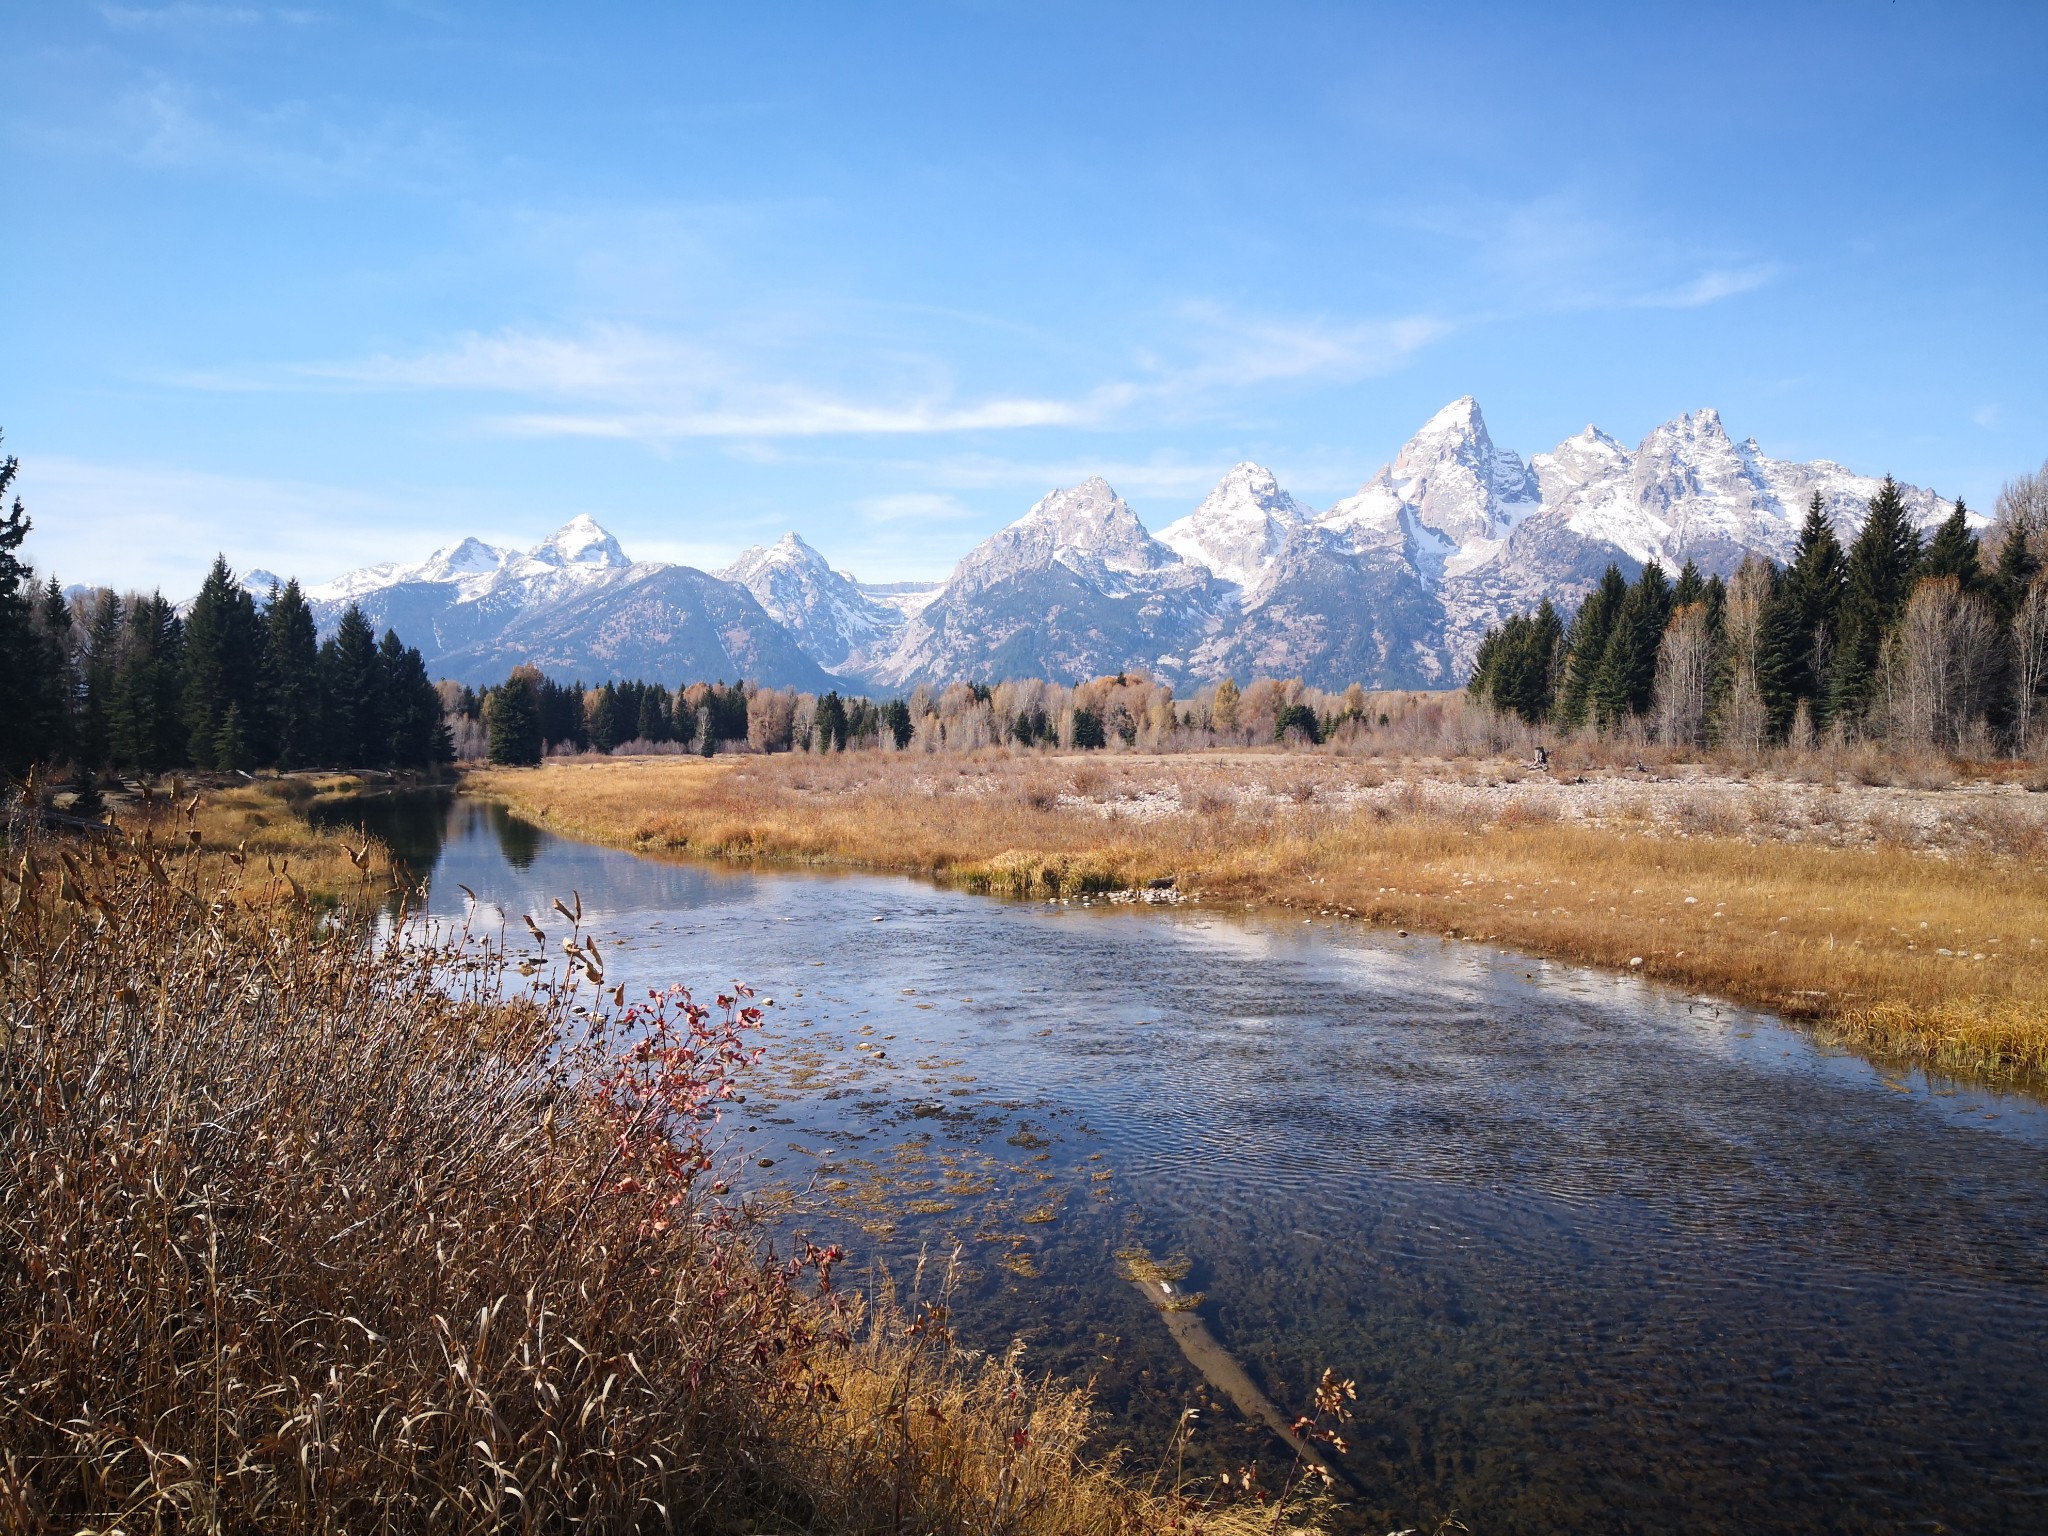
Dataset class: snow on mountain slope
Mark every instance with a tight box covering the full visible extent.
[1320,396,1541,585]
[719,532,904,671]
[951,477,1184,595]
[270,397,1976,694]
[1156,463,1311,588]
[870,477,1229,687]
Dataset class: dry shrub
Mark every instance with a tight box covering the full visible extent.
[1017,777,1061,812]
[1671,792,1744,838]
[1494,795,1562,830]
[1867,806,1928,850]
[1951,800,2048,862]
[1271,774,1318,805]
[1744,788,1800,837]
[0,830,1197,1536]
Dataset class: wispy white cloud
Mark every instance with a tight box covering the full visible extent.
[99,5,270,29]
[200,300,1448,443]
[1166,303,1451,390]
[47,72,463,193]
[1632,263,1778,309]
[1397,188,1779,315]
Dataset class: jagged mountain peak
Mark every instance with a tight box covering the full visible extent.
[1156,462,1311,587]
[529,514,630,570]
[720,530,898,673]
[722,530,828,581]
[992,477,1172,575]
[1322,395,1540,554]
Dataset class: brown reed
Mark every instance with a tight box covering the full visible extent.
[0,822,1295,1534]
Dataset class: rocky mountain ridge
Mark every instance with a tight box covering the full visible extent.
[289,398,1969,691]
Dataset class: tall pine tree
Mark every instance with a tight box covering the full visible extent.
[1589,561,1673,729]
[0,438,51,775]
[378,629,452,768]
[1553,564,1630,731]
[113,594,186,773]
[262,580,322,768]
[1921,498,1982,592]
[320,605,385,766]
[78,590,124,769]
[487,667,544,766]
[182,556,263,771]
[1829,477,1924,725]
[1779,493,1847,719]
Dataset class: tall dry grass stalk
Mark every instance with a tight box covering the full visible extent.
[470,753,2048,1090]
[0,822,1280,1533]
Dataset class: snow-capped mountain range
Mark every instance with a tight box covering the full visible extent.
[283,398,1970,691]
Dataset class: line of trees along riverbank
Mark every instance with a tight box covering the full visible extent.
[1470,472,2048,756]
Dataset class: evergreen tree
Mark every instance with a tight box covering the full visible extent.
[1553,565,1630,730]
[379,630,450,768]
[182,555,262,771]
[0,440,51,775]
[213,702,251,772]
[1670,559,1708,611]
[1829,477,1925,725]
[1590,561,1672,729]
[487,668,544,766]
[262,580,322,768]
[1755,575,1808,738]
[1921,498,1983,591]
[1779,493,1847,717]
[1990,517,2042,628]
[34,577,77,764]
[816,691,848,752]
[78,590,123,769]
[1470,601,1564,724]
[319,605,384,766]
[636,685,670,743]
[113,594,186,773]
[884,698,913,749]
[587,684,619,752]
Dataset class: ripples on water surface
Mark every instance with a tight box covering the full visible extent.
[333,794,2048,1533]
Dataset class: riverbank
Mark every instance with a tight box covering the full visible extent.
[466,751,2048,1089]
[3,825,1317,1534]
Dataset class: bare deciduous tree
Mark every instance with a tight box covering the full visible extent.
[1883,575,1998,752]
[2013,575,2048,757]
[1994,460,2048,564]
[1714,557,1773,753]
[1653,601,1713,748]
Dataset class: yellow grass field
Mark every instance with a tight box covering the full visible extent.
[468,751,2048,1089]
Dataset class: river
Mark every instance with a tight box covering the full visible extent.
[319,791,2048,1534]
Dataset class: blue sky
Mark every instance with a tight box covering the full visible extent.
[6,1,2045,595]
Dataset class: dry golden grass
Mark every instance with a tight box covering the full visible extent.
[56,771,406,905]
[470,752,2048,1088]
[0,820,1314,1534]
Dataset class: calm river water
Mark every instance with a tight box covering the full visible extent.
[323,792,2048,1534]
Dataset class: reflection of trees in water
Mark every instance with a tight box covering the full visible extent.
[486,803,542,870]
[309,790,456,887]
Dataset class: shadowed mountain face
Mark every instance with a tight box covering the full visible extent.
[287,400,1966,692]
